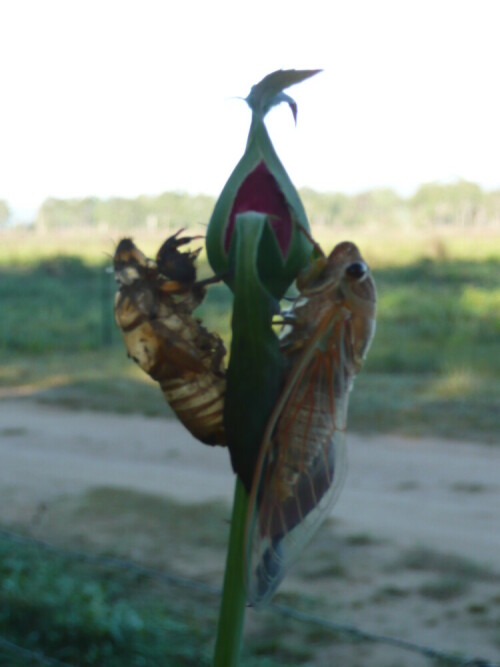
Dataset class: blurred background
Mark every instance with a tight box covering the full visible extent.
[1,1,499,665]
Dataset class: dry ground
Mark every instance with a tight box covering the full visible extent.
[1,398,499,666]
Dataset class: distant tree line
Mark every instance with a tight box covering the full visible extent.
[300,181,500,229]
[36,192,215,232]
[32,180,500,231]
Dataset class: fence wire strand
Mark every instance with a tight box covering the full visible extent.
[0,528,498,667]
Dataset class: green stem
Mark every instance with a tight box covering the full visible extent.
[213,478,248,667]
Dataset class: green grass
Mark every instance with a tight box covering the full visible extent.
[4,226,500,266]
[0,531,215,666]
[2,485,499,667]
[0,482,371,667]
[1,228,500,443]
[0,527,294,667]
[0,256,114,352]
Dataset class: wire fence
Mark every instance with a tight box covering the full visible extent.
[0,528,498,667]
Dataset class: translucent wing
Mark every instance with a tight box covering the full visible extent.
[245,309,350,607]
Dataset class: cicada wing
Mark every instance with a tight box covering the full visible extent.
[245,314,350,607]
[246,430,347,608]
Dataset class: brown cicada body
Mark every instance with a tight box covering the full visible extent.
[113,231,226,446]
[246,240,377,606]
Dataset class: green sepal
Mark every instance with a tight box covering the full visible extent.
[224,213,286,490]
[245,68,322,121]
[206,70,319,300]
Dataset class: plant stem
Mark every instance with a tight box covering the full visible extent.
[213,477,248,667]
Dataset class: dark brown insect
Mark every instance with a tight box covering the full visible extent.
[113,232,226,446]
[245,240,377,606]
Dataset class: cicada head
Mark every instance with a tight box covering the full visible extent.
[334,243,377,369]
[113,238,152,286]
[336,243,376,316]
[296,241,376,337]
[297,242,363,293]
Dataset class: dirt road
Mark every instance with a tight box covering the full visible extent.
[1,398,498,569]
[2,398,500,665]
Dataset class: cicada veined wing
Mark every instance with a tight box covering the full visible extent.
[113,232,227,446]
[245,241,377,607]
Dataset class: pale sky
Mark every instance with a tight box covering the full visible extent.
[1,0,499,218]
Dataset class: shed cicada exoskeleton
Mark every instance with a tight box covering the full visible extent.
[113,231,226,446]
[245,239,377,606]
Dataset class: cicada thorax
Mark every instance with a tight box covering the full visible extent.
[246,240,376,606]
[113,233,226,446]
[282,241,376,379]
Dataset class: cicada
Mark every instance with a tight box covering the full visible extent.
[245,240,377,606]
[113,231,226,446]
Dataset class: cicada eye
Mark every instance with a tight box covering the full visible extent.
[345,261,367,280]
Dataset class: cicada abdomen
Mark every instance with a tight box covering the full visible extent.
[113,232,226,446]
[246,240,376,606]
